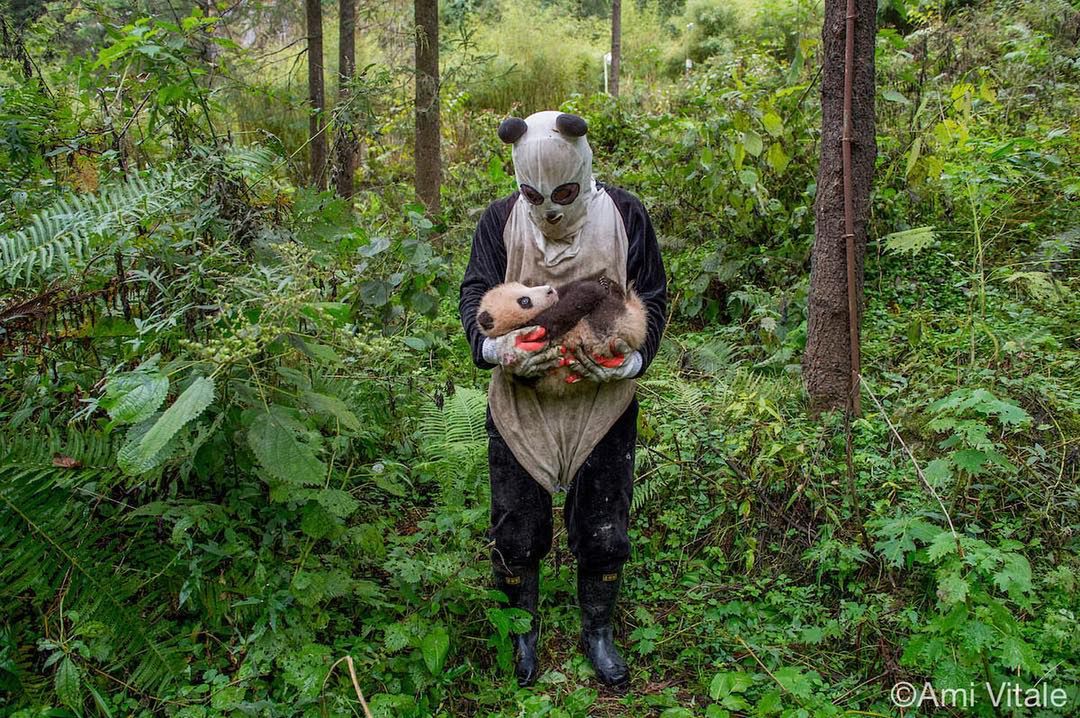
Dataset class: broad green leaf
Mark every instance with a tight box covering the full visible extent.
[118,377,214,474]
[738,169,758,187]
[422,625,450,675]
[882,89,911,104]
[953,449,988,475]
[300,502,337,540]
[709,671,753,700]
[247,409,326,486]
[927,531,960,561]
[773,666,812,697]
[905,136,922,177]
[924,458,952,488]
[302,391,362,433]
[936,573,969,604]
[288,336,342,365]
[742,130,763,157]
[55,656,82,709]
[660,710,693,718]
[357,236,390,257]
[762,112,784,137]
[883,226,936,256]
[103,372,169,424]
[359,279,390,306]
[316,488,360,518]
[766,142,790,174]
[993,554,1032,598]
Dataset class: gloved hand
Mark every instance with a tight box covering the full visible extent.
[566,339,643,384]
[482,326,562,378]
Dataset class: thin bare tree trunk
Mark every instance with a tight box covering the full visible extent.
[414,0,440,214]
[306,0,327,189]
[335,0,356,199]
[803,0,876,412]
[610,0,621,97]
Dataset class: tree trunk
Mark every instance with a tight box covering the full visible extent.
[335,0,356,199]
[803,0,876,412]
[414,0,440,214]
[610,0,621,97]
[305,0,327,189]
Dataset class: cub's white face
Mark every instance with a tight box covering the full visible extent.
[477,282,559,336]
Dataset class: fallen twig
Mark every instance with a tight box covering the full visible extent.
[323,655,375,718]
[859,374,964,558]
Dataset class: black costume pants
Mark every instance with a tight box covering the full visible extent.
[487,397,637,575]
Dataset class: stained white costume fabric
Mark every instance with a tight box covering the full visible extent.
[460,111,668,494]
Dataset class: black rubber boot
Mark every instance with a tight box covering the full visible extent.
[493,565,541,686]
[578,569,629,689]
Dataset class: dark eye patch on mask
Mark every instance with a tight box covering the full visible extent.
[550,182,580,205]
[519,184,544,205]
[519,183,580,206]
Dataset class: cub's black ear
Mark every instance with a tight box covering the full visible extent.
[477,310,495,332]
[555,113,588,137]
[497,117,528,144]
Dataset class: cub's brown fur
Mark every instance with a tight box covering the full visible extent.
[477,276,647,393]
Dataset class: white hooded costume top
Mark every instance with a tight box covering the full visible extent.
[510,111,596,261]
[485,111,638,493]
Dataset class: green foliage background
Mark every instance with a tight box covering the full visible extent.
[1,0,1078,716]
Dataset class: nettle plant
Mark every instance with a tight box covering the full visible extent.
[924,387,1032,499]
[870,388,1044,705]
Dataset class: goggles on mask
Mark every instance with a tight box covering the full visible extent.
[519,182,581,206]
[497,111,594,241]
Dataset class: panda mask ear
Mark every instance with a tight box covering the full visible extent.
[555,113,588,137]
[498,117,528,144]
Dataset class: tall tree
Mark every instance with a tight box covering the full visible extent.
[803,0,876,412]
[414,0,440,213]
[305,0,327,189]
[610,0,621,97]
[335,0,356,198]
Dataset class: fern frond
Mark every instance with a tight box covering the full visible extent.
[224,145,282,182]
[415,387,488,485]
[0,431,187,696]
[0,167,200,285]
[686,339,741,377]
[632,466,678,513]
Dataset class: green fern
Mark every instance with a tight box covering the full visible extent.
[224,144,283,184]
[415,387,488,485]
[0,167,199,284]
[632,464,678,513]
[0,431,187,699]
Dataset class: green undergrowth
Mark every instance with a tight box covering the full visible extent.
[1,0,1079,716]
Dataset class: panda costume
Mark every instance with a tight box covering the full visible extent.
[458,111,667,688]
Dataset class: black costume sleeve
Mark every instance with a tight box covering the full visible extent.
[606,185,668,378]
[459,194,517,369]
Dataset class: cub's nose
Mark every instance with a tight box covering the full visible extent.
[545,286,555,295]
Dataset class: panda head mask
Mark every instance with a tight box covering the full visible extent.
[498,111,594,241]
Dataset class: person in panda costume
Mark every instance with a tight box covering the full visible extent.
[459,111,667,689]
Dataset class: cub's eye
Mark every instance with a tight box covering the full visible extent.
[517,296,533,309]
[550,182,580,205]
[520,184,544,205]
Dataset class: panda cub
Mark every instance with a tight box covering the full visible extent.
[477,276,647,392]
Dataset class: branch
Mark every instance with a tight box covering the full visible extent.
[859,374,964,558]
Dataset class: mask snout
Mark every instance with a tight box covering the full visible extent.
[544,209,563,224]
